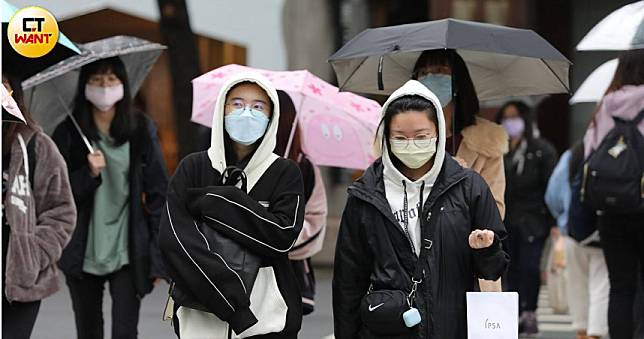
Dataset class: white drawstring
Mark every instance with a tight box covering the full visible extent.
[17,134,30,189]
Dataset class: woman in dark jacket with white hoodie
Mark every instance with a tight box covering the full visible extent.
[159,72,305,338]
[333,80,509,339]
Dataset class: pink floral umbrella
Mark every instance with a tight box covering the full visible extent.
[192,64,382,170]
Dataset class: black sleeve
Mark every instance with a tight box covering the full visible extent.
[332,197,372,339]
[469,172,510,280]
[188,162,305,258]
[158,155,258,334]
[142,120,169,280]
[51,122,101,203]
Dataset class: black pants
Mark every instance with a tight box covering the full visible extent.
[505,232,545,312]
[598,215,644,339]
[2,296,41,339]
[66,266,141,339]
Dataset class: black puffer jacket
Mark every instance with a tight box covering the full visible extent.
[503,138,557,241]
[53,114,168,297]
[333,156,510,339]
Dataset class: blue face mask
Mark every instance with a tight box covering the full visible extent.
[418,74,453,108]
[224,108,270,146]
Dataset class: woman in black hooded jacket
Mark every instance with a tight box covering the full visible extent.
[159,72,305,338]
[333,80,509,339]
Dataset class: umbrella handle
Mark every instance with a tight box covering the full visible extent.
[54,95,95,154]
[378,55,385,91]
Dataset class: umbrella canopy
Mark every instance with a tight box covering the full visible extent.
[570,59,618,105]
[577,1,644,51]
[328,18,571,100]
[2,0,81,80]
[1,84,25,123]
[22,35,166,134]
[192,64,382,170]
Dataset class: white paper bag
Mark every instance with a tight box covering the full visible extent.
[466,292,518,339]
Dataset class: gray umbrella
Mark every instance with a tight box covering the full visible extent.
[22,35,166,139]
[328,18,571,100]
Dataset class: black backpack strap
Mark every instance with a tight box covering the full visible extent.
[632,109,644,125]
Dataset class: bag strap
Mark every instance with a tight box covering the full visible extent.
[633,109,644,125]
[407,186,432,304]
[614,109,644,125]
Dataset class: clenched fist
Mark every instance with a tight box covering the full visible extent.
[468,229,495,249]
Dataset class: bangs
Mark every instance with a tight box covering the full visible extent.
[414,49,452,70]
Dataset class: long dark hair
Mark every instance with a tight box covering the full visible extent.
[72,57,136,146]
[274,90,303,161]
[607,49,644,93]
[2,73,37,156]
[495,100,535,140]
[378,95,438,166]
[412,49,478,134]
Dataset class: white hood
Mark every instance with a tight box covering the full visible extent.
[207,72,280,191]
[377,80,447,255]
[378,80,447,190]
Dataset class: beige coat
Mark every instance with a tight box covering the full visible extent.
[458,117,509,219]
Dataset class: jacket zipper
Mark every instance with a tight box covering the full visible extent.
[418,176,467,338]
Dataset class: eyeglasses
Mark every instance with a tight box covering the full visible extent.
[390,134,437,149]
[225,98,269,112]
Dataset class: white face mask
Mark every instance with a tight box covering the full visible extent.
[389,137,437,169]
[85,84,124,112]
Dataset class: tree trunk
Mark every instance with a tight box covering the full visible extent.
[157,0,202,158]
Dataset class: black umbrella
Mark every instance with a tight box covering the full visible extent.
[328,18,571,100]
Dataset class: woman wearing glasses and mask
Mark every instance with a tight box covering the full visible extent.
[159,72,305,338]
[333,80,509,339]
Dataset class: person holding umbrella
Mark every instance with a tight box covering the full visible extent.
[494,100,557,336]
[52,57,169,339]
[2,73,76,339]
[412,49,508,217]
[333,79,509,339]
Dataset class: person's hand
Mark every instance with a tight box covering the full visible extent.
[552,236,566,269]
[550,226,561,239]
[469,229,495,249]
[87,151,105,178]
[454,156,468,168]
[152,278,163,287]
